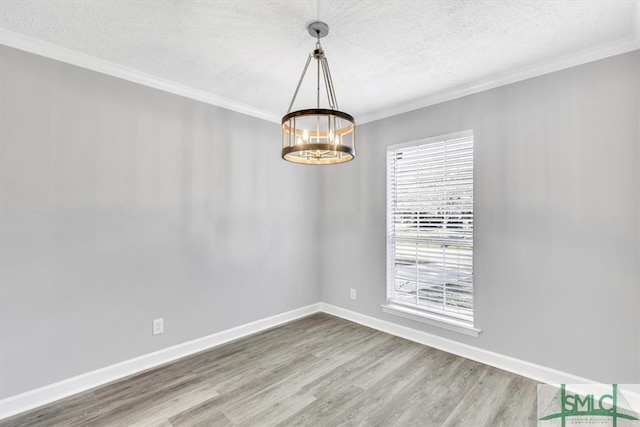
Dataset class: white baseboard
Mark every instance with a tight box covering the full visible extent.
[0,303,320,420]
[3,301,628,420]
[319,303,596,386]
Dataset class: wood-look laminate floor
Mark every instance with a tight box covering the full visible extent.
[1,313,539,426]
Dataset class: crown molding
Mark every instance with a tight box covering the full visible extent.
[636,2,640,42]
[357,38,640,124]
[0,29,281,124]
[1,28,638,126]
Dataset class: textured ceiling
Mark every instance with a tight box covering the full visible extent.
[1,1,639,123]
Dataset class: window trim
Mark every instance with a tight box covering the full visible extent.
[385,130,480,337]
[381,303,481,337]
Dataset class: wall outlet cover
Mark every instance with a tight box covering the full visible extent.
[152,318,164,335]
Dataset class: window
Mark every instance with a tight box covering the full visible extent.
[385,130,478,336]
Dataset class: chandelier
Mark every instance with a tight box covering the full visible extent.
[281,21,356,165]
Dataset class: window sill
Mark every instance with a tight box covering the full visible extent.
[381,304,481,337]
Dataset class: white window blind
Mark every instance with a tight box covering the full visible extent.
[387,130,474,324]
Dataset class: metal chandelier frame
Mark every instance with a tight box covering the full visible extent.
[281,21,356,165]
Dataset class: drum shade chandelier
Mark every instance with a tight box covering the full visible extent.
[281,21,356,165]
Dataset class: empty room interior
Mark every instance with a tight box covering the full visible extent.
[1,1,639,426]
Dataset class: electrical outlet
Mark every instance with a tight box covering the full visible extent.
[152,318,164,335]
[350,288,357,300]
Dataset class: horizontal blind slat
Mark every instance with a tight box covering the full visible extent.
[388,132,474,323]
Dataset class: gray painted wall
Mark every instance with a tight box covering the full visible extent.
[320,51,640,383]
[0,46,321,398]
[1,44,638,400]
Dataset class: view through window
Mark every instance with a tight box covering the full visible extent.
[386,130,474,324]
